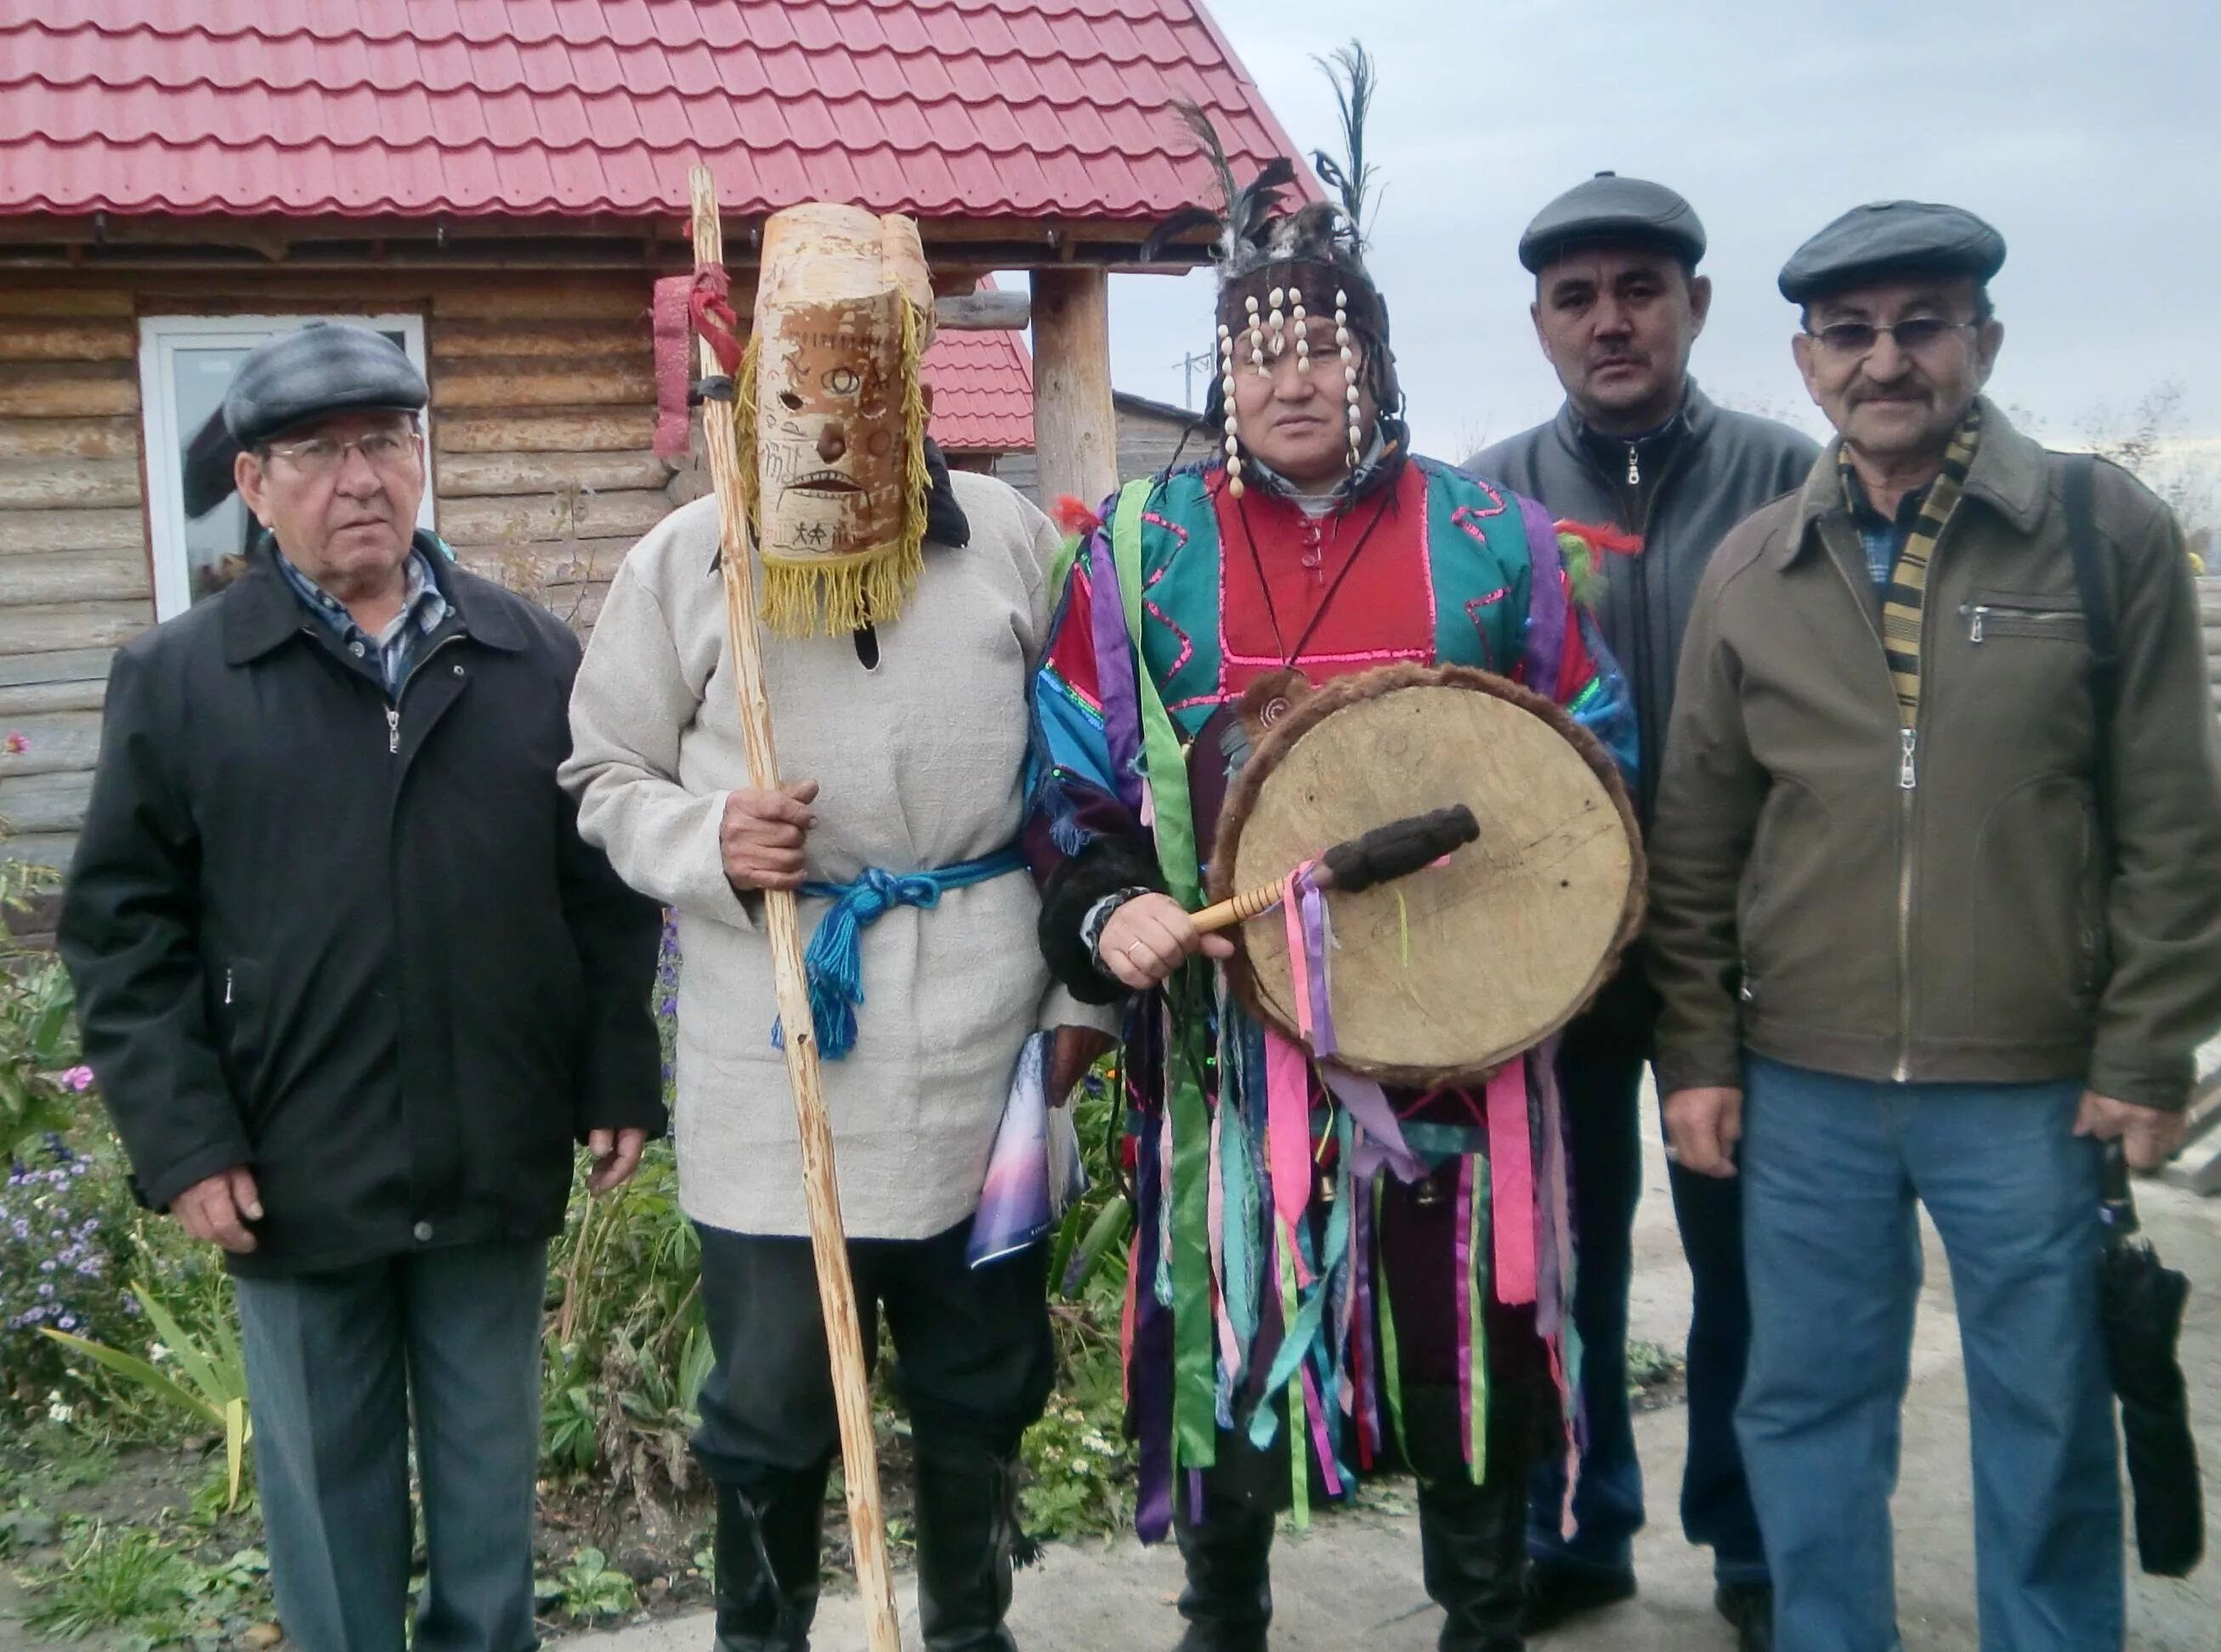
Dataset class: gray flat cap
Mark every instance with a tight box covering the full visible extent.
[223,321,428,448]
[1778,201,2006,303]
[1518,172,1706,274]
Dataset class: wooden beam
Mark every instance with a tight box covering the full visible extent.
[435,450,672,499]
[1029,268,1117,510]
[932,290,1030,331]
[431,357,657,411]
[0,416,140,461]
[0,320,138,362]
[0,548,152,606]
[0,290,134,318]
[433,409,660,454]
[0,363,139,420]
[429,319,653,360]
[436,489,671,547]
[0,770,93,835]
[0,506,146,555]
[0,600,152,658]
[0,709,103,778]
[0,458,142,511]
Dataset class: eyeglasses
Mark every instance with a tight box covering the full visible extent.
[261,427,421,478]
[1805,317,1977,360]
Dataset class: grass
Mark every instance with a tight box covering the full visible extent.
[25,1523,195,1643]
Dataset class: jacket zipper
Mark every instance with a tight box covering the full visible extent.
[224,968,234,1006]
[387,632,467,757]
[1816,524,1927,1081]
[1963,603,2080,642]
[1625,442,1640,487]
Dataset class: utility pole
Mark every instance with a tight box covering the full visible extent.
[1173,349,1214,410]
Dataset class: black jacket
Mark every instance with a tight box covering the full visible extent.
[59,541,664,1276]
[1472,383,1817,1055]
[1470,382,1818,829]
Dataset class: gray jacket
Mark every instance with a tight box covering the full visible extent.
[1470,382,1818,828]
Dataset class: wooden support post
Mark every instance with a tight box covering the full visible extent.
[1031,266,1118,508]
[687,167,904,1652]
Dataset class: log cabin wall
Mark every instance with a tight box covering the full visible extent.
[0,269,675,872]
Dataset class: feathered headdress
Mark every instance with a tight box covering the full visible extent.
[1148,41,1395,492]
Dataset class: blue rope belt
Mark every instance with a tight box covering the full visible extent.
[772,846,1028,1060]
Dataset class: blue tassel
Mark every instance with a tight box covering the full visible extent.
[772,850,1026,1060]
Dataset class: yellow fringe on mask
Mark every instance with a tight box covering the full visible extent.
[743,298,934,638]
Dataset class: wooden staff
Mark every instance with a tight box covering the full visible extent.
[688,167,903,1652]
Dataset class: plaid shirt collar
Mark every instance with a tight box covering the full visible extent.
[274,541,449,699]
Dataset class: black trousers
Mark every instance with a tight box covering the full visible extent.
[692,1217,1057,1487]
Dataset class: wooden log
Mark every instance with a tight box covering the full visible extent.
[0,362,139,419]
[933,289,1030,331]
[0,647,115,690]
[0,770,93,835]
[0,290,133,319]
[0,320,138,363]
[0,548,152,605]
[430,320,652,360]
[0,709,103,778]
[0,832,75,871]
[1030,267,1117,511]
[0,676,106,718]
[433,410,660,454]
[690,166,903,1652]
[0,416,140,461]
[0,506,146,555]
[431,357,658,411]
[452,538,637,591]
[434,284,653,323]
[436,489,671,548]
[0,458,141,511]
[435,450,671,498]
[0,600,152,658]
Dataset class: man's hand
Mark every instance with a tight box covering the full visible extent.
[586,1128,649,1196]
[721,781,819,892]
[1663,1086,1743,1179]
[173,1167,263,1253]
[1096,892,1233,991]
[2072,1089,2189,1172]
[1047,1027,1116,1107]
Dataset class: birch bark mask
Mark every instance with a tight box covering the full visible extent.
[739,203,935,636]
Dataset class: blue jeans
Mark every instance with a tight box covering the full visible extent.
[1738,1057,2122,1651]
[1529,1038,1767,1585]
[234,1241,549,1652]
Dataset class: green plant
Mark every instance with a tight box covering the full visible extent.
[551,1544,637,1622]
[0,857,82,1165]
[25,1521,195,1643]
[42,1284,253,1509]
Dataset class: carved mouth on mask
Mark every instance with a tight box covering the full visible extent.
[785,470,863,497]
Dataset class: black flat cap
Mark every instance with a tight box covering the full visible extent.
[1518,172,1706,274]
[222,320,428,448]
[1778,201,2006,303]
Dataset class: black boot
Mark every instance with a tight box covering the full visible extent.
[1171,1494,1275,1651]
[712,1466,828,1652]
[1402,1384,1532,1652]
[912,1439,1034,1652]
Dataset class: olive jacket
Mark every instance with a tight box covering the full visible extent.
[1647,399,2221,1111]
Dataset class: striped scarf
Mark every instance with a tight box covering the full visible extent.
[1842,405,1982,725]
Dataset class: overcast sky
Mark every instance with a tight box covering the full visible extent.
[1086,0,2218,473]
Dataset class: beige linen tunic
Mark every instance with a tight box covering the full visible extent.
[563,475,1112,1239]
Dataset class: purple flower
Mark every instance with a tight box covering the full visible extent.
[59,1066,93,1093]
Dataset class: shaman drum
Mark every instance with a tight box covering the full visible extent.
[1210,663,1643,1088]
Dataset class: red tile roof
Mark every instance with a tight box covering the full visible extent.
[923,322,1034,452]
[0,0,1310,223]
